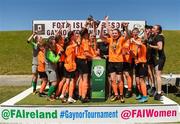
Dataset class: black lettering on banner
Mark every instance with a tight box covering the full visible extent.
[111,22,115,29]
[52,22,63,29]
[47,30,50,35]
[80,22,83,28]
[50,30,55,35]
[46,30,59,36]
[65,23,69,28]
[55,30,59,34]
[116,22,120,28]
[62,30,67,35]
[56,22,61,28]
[61,22,65,28]
[73,22,76,28]
[52,22,56,28]
[76,22,80,28]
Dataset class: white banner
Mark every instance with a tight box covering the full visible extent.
[33,20,145,38]
[0,105,179,123]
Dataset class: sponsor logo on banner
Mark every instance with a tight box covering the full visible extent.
[34,24,45,35]
[93,65,104,78]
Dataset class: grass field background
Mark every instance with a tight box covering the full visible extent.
[0,86,29,104]
[0,31,32,74]
[16,92,161,105]
[0,30,179,74]
[15,88,180,105]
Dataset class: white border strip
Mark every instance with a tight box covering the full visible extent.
[161,96,178,104]
[0,86,40,106]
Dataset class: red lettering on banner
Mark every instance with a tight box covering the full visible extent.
[137,110,142,118]
[132,110,136,118]
[172,110,177,116]
[123,109,177,120]
[142,109,145,117]
[159,111,167,117]
[167,110,171,117]
[146,109,154,117]
[154,111,158,117]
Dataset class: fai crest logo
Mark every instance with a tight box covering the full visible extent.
[93,65,104,77]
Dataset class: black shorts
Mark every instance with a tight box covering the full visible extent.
[155,58,166,71]
[76,58,89,74]
[135,63,148,78]
[131,58,135,69]
[108,62,123,74]
[38,72,48,79]
[123,62,131,72]
[87,60,92,74]
[64,69,76,78]
[147,57,154,65]
[57,62,64,77]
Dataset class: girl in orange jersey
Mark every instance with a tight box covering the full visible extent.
[100,16,129,103]
[76,27,94,103]
[130,28,148,103]
[88,20,100,58]
[55,23,71,98]
[37,40,48,97]
[55,34,65,79]
[121,29,133,98]
[59,31,78,103]
[54,34,67,98]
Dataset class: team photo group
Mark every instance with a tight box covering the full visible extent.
[27,16,166,104]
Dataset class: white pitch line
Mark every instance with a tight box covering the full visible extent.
[160,96,180,114]
[161,96,179,105]
[0,86,40,106]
